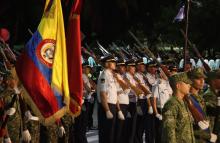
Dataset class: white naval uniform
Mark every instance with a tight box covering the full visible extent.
[125,72,138,103]
[152,79,172,109]
[97,69,118,104]
[134,72,151,99]
[115,73,130,105]
[145,72,157,87]
[97,69,118,143]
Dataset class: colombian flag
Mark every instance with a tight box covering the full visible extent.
[16,0,69,125]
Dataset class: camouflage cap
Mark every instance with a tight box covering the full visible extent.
[207,69,220,81]
[169,72,192,85]
[188,67,206,79]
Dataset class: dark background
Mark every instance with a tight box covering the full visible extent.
[0,0,219,57]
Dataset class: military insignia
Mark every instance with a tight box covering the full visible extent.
[36,39,55,68]
[101,79,105,83]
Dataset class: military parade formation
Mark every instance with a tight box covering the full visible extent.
[1,26,220,143]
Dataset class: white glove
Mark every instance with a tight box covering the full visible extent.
[148,106,153,114]
[210,133,217,143]
[198,120,209,130]
[21,129,31,142]
[13,87,21,94]
[118,110,125,120]
[139,94,144,99]
[5,107,16,116]
[25,110,39,121]
[217,97,220,106]
[156,113,163,120]
[58,126,66,137]
[106,110,113,119]
[4,137,12,143]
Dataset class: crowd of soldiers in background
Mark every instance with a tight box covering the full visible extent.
[1,27,220,143]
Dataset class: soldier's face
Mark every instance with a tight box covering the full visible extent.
[192,78,205,90]
[137,64,145,73]
[85,67,91,75]
[213,79,220,90]
[147,66,157,74]
[177,82,191,95]
[117,65,126,74]
[127,66,136,75]
[108,62,116,70]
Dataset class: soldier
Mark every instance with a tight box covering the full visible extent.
[97,55,117,143]
[72,62,94,143]
[0,75,32,143]
[162,72,195,143]
[188,67,217,143]
[124,59,141,143]
[114,59,130,143]
[145,61,157,143]
[134,58,152,143]
[152,69,172,143]
[203,69,220,142]
[168,65,178,76]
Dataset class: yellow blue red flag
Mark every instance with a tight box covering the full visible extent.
[16,0,69,125]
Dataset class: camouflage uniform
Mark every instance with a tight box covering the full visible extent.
[162,96,195,143]
[40,123,59,143]
[191,92,211,143]
[188,67,211,143]
[27,120,40,143]
[203,88,217,130]
[162,72,195,143]
[1,89,22,143]
[61,115,73,143]
[204,69,220,142]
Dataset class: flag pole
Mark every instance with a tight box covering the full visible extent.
[184,0,191,70]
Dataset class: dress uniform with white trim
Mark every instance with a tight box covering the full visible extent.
[97,55,118,143]
[114,59,130,143]
[124,59,140,143]
[134,58,152,143]
[152,76,172,143]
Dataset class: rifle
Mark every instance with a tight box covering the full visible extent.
[180,29,211,72]
[128,31,171,77]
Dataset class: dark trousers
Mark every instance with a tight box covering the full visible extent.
[88,92,97,128]
[145,114,155,143]
[74,103,88,143]
[154,108,162,143]
[125,102,137,143]
[98,103,116,143]
[135,99,148,143]
[115,104,129,143]
[84,100,92,129]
